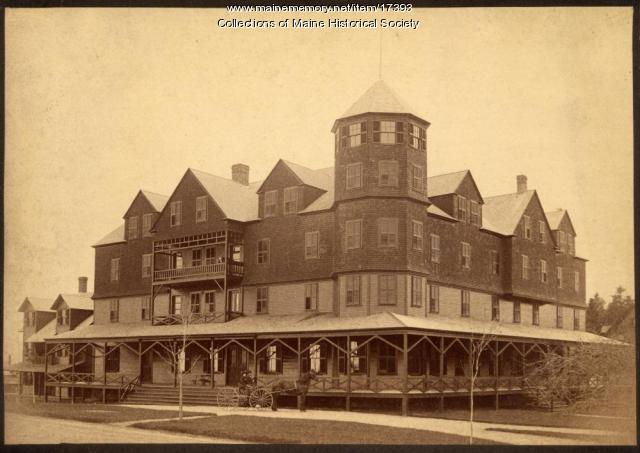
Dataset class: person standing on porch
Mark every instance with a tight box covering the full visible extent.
[296,369,316,412]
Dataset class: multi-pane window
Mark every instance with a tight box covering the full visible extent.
[206,350,223,373]
[557,267,563,288]
[491,296,500,321]
[461,290,470,317]
[539,221,545,243]
[205,247,216,265]
[308,344,328,374]
[378,218,398,247]
[256,287,268,314]
[142,213,153,237]
[461,242,471,269]
[110,258,120,282]
[490,250,499,275]
[105,347,120,373]
[257,239,270,264]
[568,234,575,255]
[305,283,319,311]
[230,290,242,313]
[283,186,300,215]
[558,231,567,253]
[205,291,215,313]
[411,276,422,307]
[522,255,529,280]
[141,296,150,320]
[411,165,424,193]
[171,252,183,269]
[191,249,202,267]
[556,305,563,328]
[532,304,540,325]
[346,275,361,306]
[260,345,282,374]
[523,215,531,240]
[430,234,440,263]
[378,160,399,187]
[170,201,182,227]
[195,196,207,223]
[429,285,440,313]
[377,342,397,375]
[408,123,426,150]
[379,275,397,305]
[171,295,182,315]
[574,271,580,292]
[26,311,36,327]
[142,254,152,278]
[109,299,119,322]
[128,216,138,240]
[305,231,319,259]
[264,190,277,217]
[340,122,367,148]
[456,195,468,222]
[345,219,362,249]
[513,301,521,323]
[190,293,201,314]
[573,309,580,330]
[412,221,423,250]
[346,163,363,190]
[58,308,69,326]
[540,259,547,283]
[338,340,367,374]
[373,120,403,144]
[470,201,481,226]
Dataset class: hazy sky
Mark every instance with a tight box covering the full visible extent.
[4,7,633,361]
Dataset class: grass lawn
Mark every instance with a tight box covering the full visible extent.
[5,398,203,424]
[132,415,500,444]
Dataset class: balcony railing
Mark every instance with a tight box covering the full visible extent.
[153,261,244,284]
[152,312,225,326]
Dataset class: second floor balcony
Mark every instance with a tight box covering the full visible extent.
[153,260,244,285]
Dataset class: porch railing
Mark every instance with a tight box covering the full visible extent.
[119,375,140,401]
[153,261,244,283]
[152,312,224,326]
[45,372,137,386]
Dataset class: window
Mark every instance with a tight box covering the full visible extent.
[540,259,547,283]
[461,290,470,317]
[206,350,223,373]
[303,343,327,374]
[230,290,242,313]
[470,201,481,226]
[345,219,362,249]
[568,234,575,255]
[141,296,150,320]
[430,234,440,263]
[490,250,499,275]
[110,258,120,282]
[412,221,423,251]
[109,299,119,322]
[532,304,540,325]
[340,122,367,148]
[513,301,521,323]
[171,295,182,315]
[429,285,440,313]
[264,190,277,217]
[259,345,283,374]
[556,305,563,328]
[105,346,120,373]
[170,201,182,227]
[256,287,268,314]
[373,120,403,144]
[57,308,69,326]
[128,216,138,240]
[539,220,545,243]
[257,239,270,264]
[411,276,422,307]
[411,165,424,193]
[558,230,567,253]
[142,213,153,237]
[456,195,468,222]
[378,218,398,247]
[461,242,471,269]
[305,231,319,259]
[378,160,399,187]
[378,342,397,375]
[190,249,202,267]
[378,275,397,305]
[408,123,426,150]
[305,283,319,311]
[346,275,361,306]
[346,163,363,190]
[142,254,152,278]
[338,340,368,375]
[283,186,300,215]
[205,247,216,265]
[523,215,531,240]
[522,255,529,280]
[205,291,215,313]
[573,309,580,330]
[557,267,563,288]
[491,296,500,321]
[195,196,207,223]
[190,293,201,314]
[26,311,36,327]
[171,252,183,269]
[574,271,580,292]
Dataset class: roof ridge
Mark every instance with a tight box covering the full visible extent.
[484,189,535,200]
[190,167,261,187]
[427,169,469,178]
[141,189,168,197]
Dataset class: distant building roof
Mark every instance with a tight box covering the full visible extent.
[93,224,126,247]
[18,297,54,313]
[427,170,469,198]
[482,190,535,236]
[51,293,94,311]
[339,80,421,121]
[141,190,169,212]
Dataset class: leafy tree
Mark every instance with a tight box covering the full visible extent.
[586,293,606,333]
[605,286,634,327]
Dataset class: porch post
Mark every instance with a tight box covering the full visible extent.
[71,343,75,404]
[494,340,499,410]
[103,341,108,403]
[439,336,444,411]
[401,333,408,416]
[44,342,48,403]
[253,337,258,379]
[210,338,215,389]
[346,334,351,411]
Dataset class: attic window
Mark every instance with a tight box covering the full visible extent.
[58,308,69,326]
[373,121,403,144]
[341,122,367,148]
[283,187,300,215]
[264,190,277,217]
[470,201,481,226]
[142,214,153,237]
[409,123,426,151]
[523,215,531,240]
[539,221,545,243]
[195,196,207,223]
[170,201,182,227]
[128,216,138,240]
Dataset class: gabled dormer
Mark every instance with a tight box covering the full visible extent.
[427,170,484,227]
[256,160,331,218]
[50,281,93,334]
[18,297,56,342]
[546,209,577,255]
[123,190,169,241]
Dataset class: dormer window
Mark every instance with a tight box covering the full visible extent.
[557,230,567,253]
[568,234,575,255]
[170,201,182,227]
[409,123,426,151]
[195,196,207,223]
[264,190,277,217]
[57,308,69,326]
[142,213,153,237]
[283,187,300,215]
[26,311,36,327]
[373,121,403,144]
[470,201,481,226]
[128,216,138,240]
[340,122,367,148]
[455,195,468,222]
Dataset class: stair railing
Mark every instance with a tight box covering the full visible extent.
[119,375,141,402]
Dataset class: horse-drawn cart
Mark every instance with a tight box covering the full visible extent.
[216,382,297,409]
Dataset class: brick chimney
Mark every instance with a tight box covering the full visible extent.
[78,276,88,293]
[231,164,249,186]
[516,175,528,194]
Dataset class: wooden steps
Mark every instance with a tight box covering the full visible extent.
[124,385,221,406]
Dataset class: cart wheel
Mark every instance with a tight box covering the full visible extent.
[249,388,273,408]
[216,387,240,408]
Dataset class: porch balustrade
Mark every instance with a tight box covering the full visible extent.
[152,311,224,326]
[153,261,244,284]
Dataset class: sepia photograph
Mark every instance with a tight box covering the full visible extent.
[3,5,636,446]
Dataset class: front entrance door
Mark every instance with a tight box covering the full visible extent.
[141,352,153,384]
[226,345,248,386]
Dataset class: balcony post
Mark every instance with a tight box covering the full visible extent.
[439,336,444,411]
[402,333,408,416]
[43,342,48,403]
[71,342,75,404]
[346,334,351,411]
[494,340,499,410]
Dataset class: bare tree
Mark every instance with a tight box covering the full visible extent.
[468,326,497,445]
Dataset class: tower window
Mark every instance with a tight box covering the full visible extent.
[411,165,424,193]
[378,218,398,247]
[373,121,404,144]
[346,163,363,190]
[345,219,362,249]
[412,220,423,250]
[341,122,367,148]
[409,123,426,150]
[346,275,361,306]
[378,160,398,187]
[378,275,397,305]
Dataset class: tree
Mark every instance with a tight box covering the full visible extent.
[586,293,606,333]
[468,327,496,445]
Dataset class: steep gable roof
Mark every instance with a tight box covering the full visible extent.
[282,160,333,191]
[482,190,536,236]
[141,190,169,212]
[545,209,576,235]
[427,170,468,198]
[51,293,94,311]
[339,80,419,120]
[93,224,125,247]
[18,297,54,313]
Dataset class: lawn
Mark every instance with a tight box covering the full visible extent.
[5,398,203,423]
[132,415,500,444]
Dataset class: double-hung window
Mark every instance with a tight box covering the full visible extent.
[345,219,362,249]
[205,291,215,313]
[540,259,547,283]
[346,275,361,306]
[110,258,120,282]
[264,190,277,217]
[195,196,207,223]
[491,296,500,321]
[539,220,545,243]
[109,299,119,322]
[470,201,481,226]
[257,239,270,264]
[461,242,471,269]
[532,304,540,325]
[340,122,367,148]
[141,296,150,320]
[429,285,439,313]
[513,301,521,323]
[556,305,563,328]
[256,287,268,314]
[142,213,153,237]
[190,293,201,314]
[191,249,202,267]
[430,234,440,263]
[378,218,398,247]
[523,215,531,240]
[346,163,363,190]
[142,254,152,278]
[170,201,182,227]
[283,187,299,215]
[408,123,426,150]
[378,160,399,187]
[411,276,422,307]
[574,271,580,292]
[461,290,470,317]
[379,275,397,305]
[557,267,563,288]
[128,216,138,240]
[305,231,319,259]
[522,255,529,280]
[411,165,424,193]
[412,221,423,251]
[373,120,403,144]
[305,283,319,311]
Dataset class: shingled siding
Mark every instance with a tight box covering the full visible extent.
[94,296,148,325]
[243,280,333,316]
[94,240,153,300]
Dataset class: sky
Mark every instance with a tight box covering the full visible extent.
[4,7,634,362]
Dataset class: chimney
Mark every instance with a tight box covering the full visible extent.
[78,276,88,293]
[516,175,528,194]
[231,164,249,186]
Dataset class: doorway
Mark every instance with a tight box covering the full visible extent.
[141,352,153,384]
[226,345,249,386]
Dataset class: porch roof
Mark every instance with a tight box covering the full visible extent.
[45,311,620,345]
